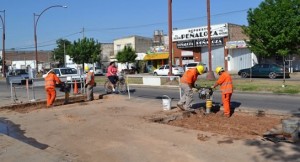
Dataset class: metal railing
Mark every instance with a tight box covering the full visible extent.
[8,75,86,105]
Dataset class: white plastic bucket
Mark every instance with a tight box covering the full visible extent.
[162,95,171,110]
[282,119,299,142]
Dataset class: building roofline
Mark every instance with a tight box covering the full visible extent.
[114,35,152,41]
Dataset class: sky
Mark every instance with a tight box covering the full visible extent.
[1,0,264,51]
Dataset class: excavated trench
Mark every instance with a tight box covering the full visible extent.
[149,108,289,140]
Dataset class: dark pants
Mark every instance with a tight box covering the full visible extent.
[108,76,118,85]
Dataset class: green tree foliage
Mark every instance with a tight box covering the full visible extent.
[243,0,300,57]
[116,46,137,63]
[67,37,101,68]
[52,39,71,67]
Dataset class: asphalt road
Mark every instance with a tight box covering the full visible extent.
[0,79,299,115]
[94,86,300,115]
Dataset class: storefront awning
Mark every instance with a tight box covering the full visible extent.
[143,53,169,60]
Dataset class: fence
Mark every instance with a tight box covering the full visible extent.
[7,75,86,105]
[126,75,182,99]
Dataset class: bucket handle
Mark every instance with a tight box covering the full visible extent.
[162,95,171,100]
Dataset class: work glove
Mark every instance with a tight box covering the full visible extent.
[211,86,215,89]
[192,88,199,93]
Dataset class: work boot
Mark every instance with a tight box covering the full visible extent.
[177,103,185,111]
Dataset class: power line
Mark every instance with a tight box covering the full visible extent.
[86,9,248,32]
[11,31,82,50]
[9,9,249,50]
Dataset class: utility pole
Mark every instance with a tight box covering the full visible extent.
[168,0,173,76]
[206,0,215,80]
[0,10,5,77]
[82,27,85,38]
[64,41,66,67]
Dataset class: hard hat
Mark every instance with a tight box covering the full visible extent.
[196,65,205,74]
[89,69,94,73]
[215,66,224,74]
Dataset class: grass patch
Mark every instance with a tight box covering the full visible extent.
[196,78,300,94]
[94,75,300,95]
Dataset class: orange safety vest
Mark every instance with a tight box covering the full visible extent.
[86,72,95,86]
[45,73,61,89]
[216,71,233,94]
[180,68,198,85]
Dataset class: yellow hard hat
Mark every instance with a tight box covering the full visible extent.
[215,66,224,74]
[196,65,205,74]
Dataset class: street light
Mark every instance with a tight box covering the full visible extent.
[0,10,6,77]
[34,5,67,72]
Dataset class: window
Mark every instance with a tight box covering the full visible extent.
[117,45,121,52]
[262,64,270,68]
[126,43,132,48]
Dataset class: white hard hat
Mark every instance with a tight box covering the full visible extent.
[89,69,94,73]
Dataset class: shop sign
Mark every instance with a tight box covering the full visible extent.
[225,40,248,49]
[176,38,223,49]
[173,24,228,42]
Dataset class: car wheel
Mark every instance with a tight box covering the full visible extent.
[241,72,249,78]
[269,72,277,79]
[154,72,158,76]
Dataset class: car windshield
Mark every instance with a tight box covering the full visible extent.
[15,69,28,75]
[60,68,77,75]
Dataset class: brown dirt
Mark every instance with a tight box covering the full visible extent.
[0,96,86,113]
[168,110,284,139]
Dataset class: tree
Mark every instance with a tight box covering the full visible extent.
[67,37,102,70]
[243,0,300,58]
[116,46,137,63]
[52,39,71,67]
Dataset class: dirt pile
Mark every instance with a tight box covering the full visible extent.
[167,110,284,139]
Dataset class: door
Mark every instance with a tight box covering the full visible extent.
[259,64,270,76]
[251,64,261,76]
[162,65,170,75]
[201,46,225,71]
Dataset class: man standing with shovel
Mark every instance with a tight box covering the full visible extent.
[177,65,205,111]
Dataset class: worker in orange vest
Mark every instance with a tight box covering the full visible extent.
[177,65,205,111]
[44,70,61,107]
[212,66,233,118]
[85,69,95,101]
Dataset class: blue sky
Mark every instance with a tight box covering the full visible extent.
[1,0,263,51]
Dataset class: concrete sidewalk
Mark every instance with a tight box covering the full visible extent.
[0,95,299,162]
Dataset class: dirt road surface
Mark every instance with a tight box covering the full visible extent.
[0,95,299,162]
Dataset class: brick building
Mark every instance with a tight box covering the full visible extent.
[4,50,53,71]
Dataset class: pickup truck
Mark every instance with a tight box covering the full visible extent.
[43,68,86,83]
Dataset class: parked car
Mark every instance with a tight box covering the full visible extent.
[183,62,208,72]
[89,67,104,76]
[6,69,31,84]
[153,65,184,76]
[238,63,290,79]
[43,68,86,82]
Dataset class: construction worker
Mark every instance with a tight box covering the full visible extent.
[44,70,61,107]
[85,69,95,101]
[212,66,233,118]
[177,65,205,111]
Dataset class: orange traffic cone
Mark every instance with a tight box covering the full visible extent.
[74,80,78,94]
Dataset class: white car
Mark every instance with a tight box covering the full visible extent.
[89,67,103,76]
[183,62,207,72]
[43,68,86,82]
[153,65,184,76]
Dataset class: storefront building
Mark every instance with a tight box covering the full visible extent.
[172,23,253,72]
